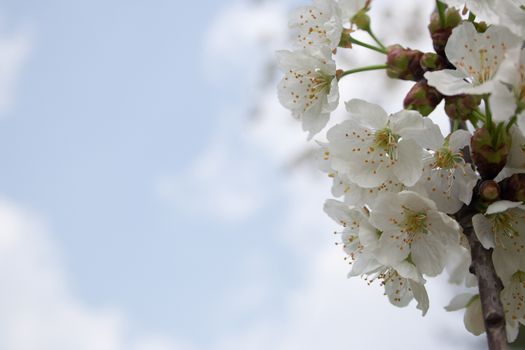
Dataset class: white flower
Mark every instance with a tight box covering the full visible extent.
[366,261,430,316]
[472,201,525,283]
[323,199,382,276]
[425,22,521,96]
[277,47,339,139]
[440,0,498,22]
[290,0,343,51]
[491,48,525,124]
[501,271,525,342]
[496,0,525,37]
[326,99,442,188]
[370,191,461,276]
[324,199,430,315]
[413,130,479,214]
[445,293,485,336]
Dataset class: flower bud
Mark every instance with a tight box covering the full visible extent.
[499,173,525,202]
[352,10,370,31]
[386,45,424,81]
[444,94,482,120]
[420,52,447,72]
[404,81,443,116]
[478,180,500,202]
[428,7,462,56]
[471,127,510,180]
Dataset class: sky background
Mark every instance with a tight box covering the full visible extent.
[0,0,487,349]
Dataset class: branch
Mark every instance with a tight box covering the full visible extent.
[451,118,507,349]
[456,205,508,350]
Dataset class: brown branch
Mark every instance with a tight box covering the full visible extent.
[456,205,508,350]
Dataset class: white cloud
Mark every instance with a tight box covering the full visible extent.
[155,110,269,223]
[0,21,31,115]
[0,198,193,350]
[202,1,287,79]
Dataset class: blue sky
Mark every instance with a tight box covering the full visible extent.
[0,1,486,349]
[0,0,298,346]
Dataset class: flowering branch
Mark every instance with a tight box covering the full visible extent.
[277,0,525,348]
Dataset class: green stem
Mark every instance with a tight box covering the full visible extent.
[472,109,487,123]
[506,115,518,132]
[350,37,387,54]
[339,64,388,79]
[452,119,460,132]
[468,12,477,22]
[436,0,447,27]
[483,96,494,133]
[493,122,505,148]
[366,28,386,50]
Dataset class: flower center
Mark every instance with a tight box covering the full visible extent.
[374,127,399,159]
[402,205,428,234]
[304,71,333,111]
[310,70,332,95]
[433,148,463,169]
[473,48,495,85]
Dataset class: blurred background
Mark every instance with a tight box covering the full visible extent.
[0,0,490,349]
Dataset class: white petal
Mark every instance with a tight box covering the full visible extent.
[411,233,446,277]
[384,273,412,308]
[493,247,519,285]
[349,252,382,276]
[424,69,493,96]
[393,140,424,186]
[445,293,477,312]
[448,130,471,152]
[394,260,422,282]
[491,82,518,123]
[506,322,520,343]
[427,211,461,246]
[376,230,410,266]
[486,200,523,215]
[472,214,496,249]
[394,112,444,150]
[409,280,430,316]
[464,297,485,336]
[345,98,388,130]
[323,199,352,225]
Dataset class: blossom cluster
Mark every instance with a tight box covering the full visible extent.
[277,0,525,343]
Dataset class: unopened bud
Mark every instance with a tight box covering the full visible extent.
[471,127,510,180]
[404,81,443,116]
[428,8,462,56]
[352,10,370,31]
[386,45,424,81]
[420,52,447,72]
[479,180,500,202]
[445,94,482,120]
[499,174,525,202]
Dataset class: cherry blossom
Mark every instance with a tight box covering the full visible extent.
[425,22,521,96]
[277,47,339,139]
